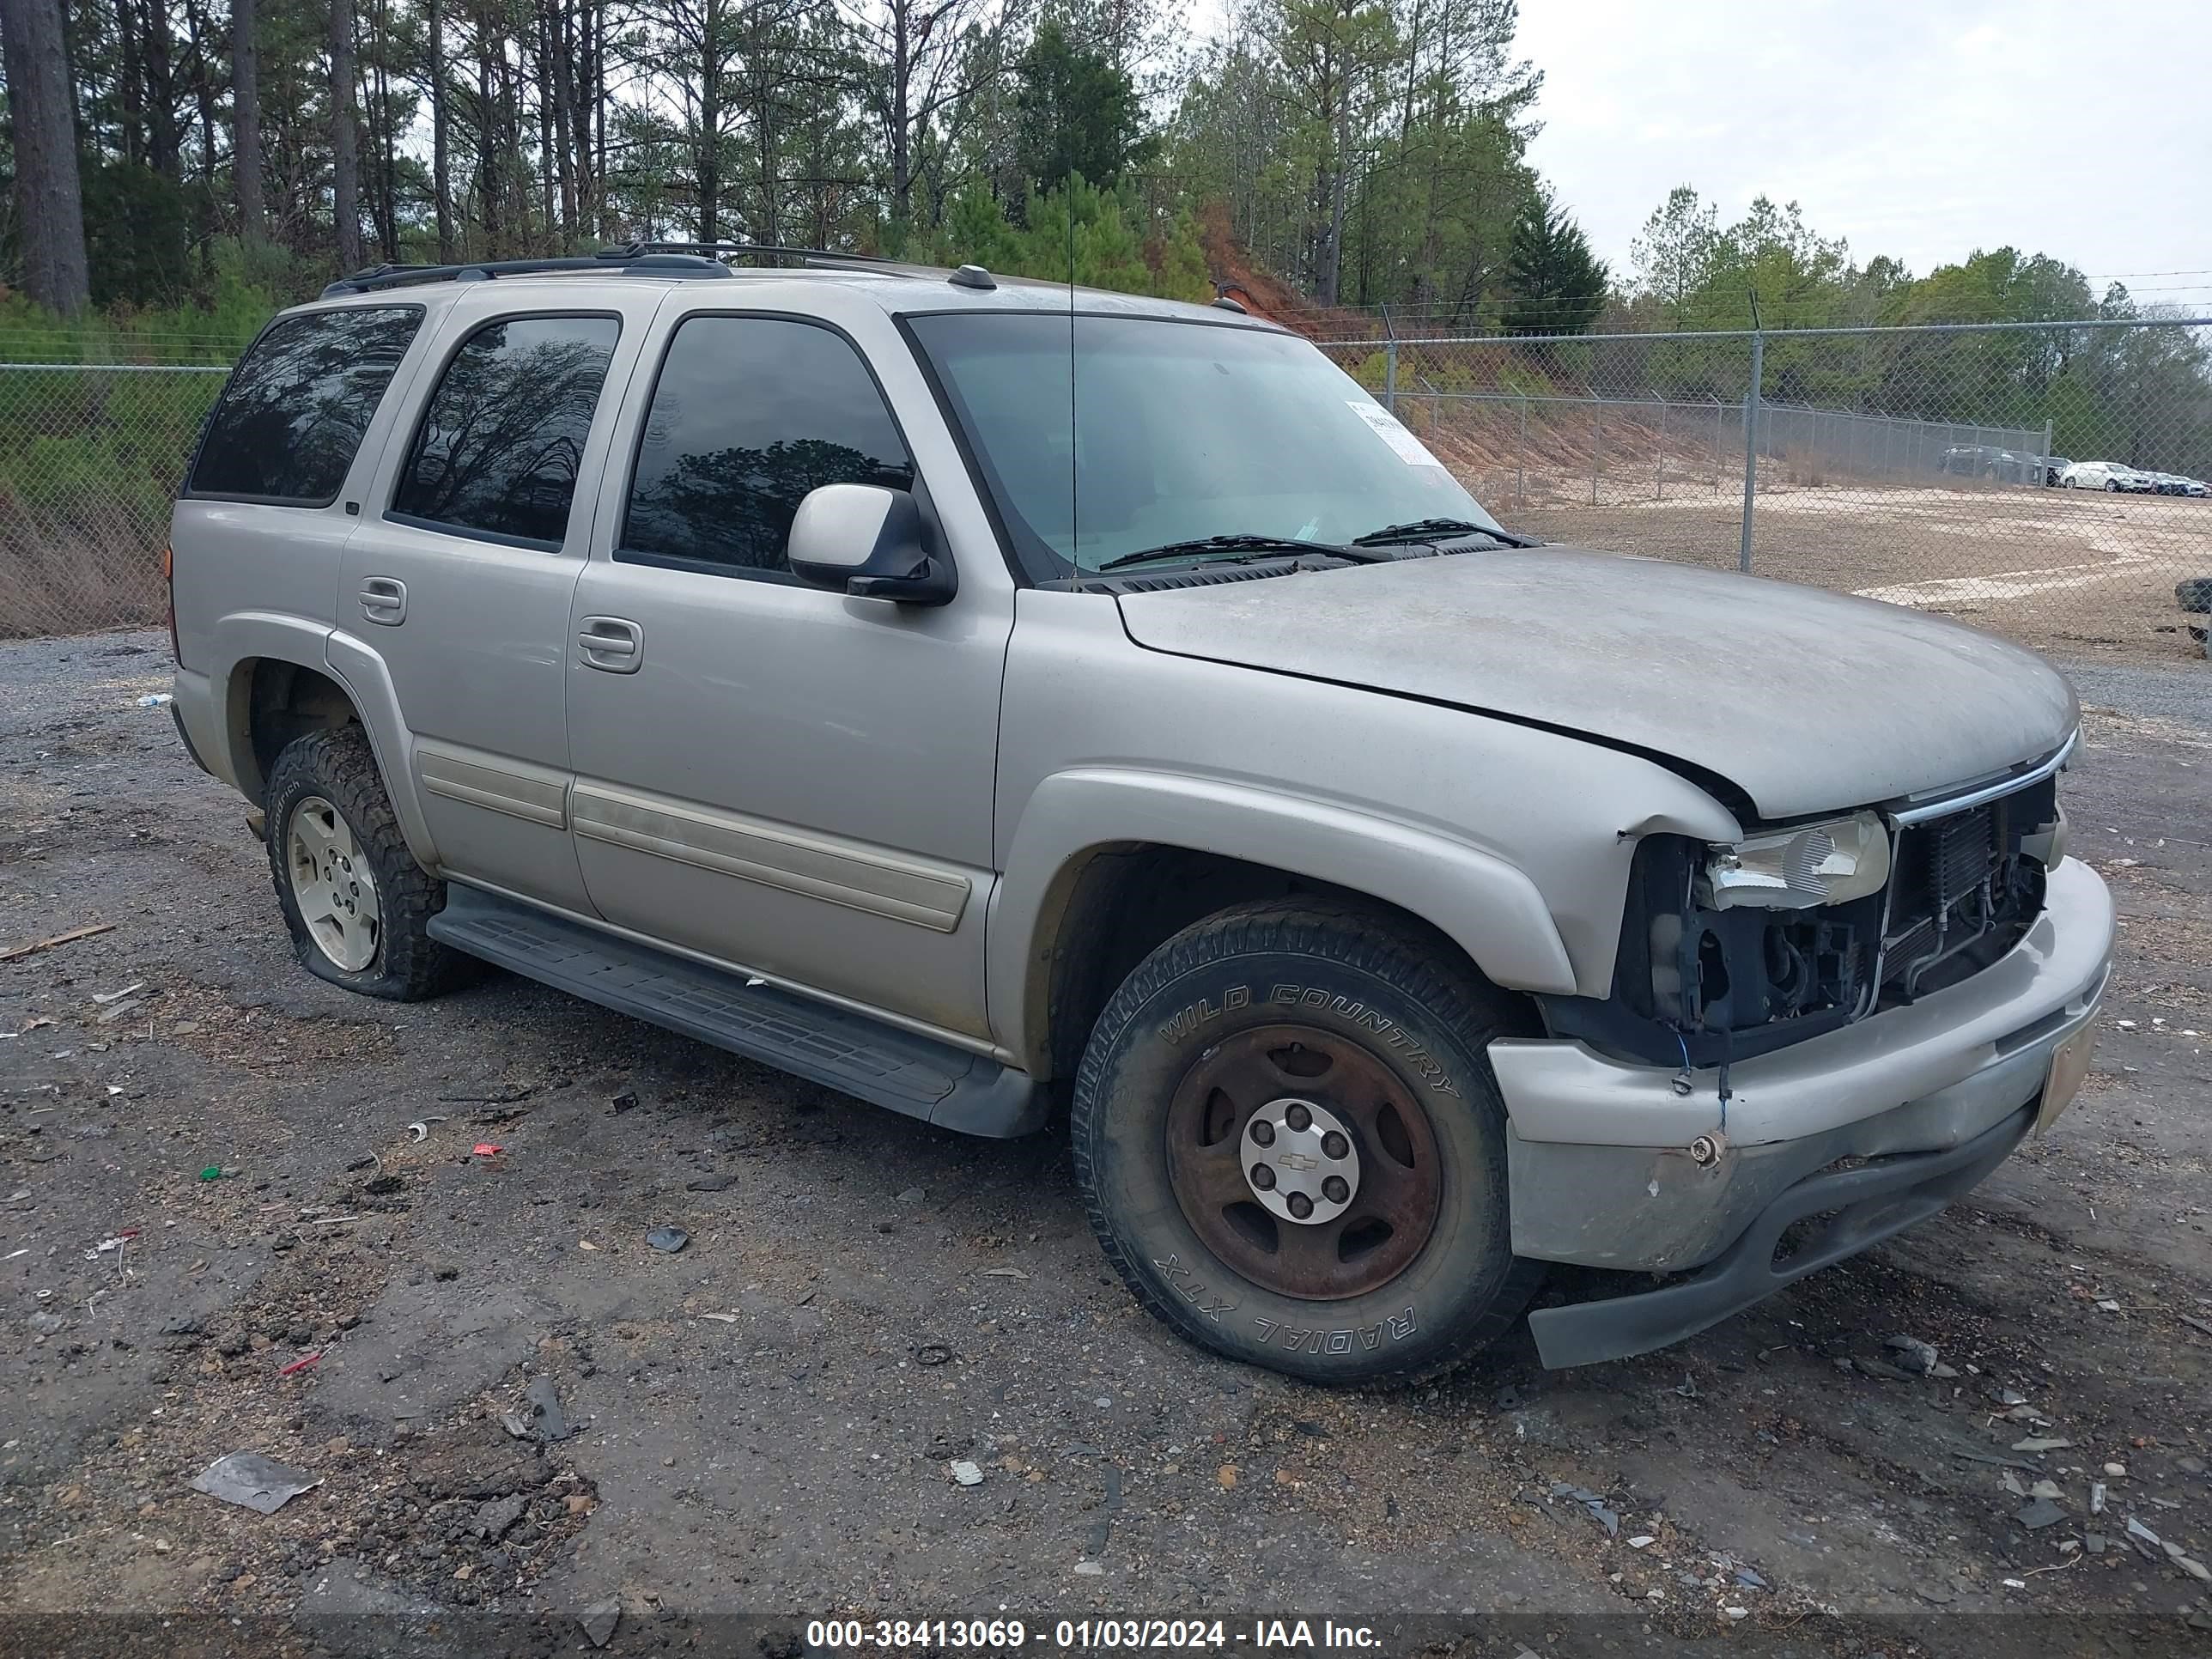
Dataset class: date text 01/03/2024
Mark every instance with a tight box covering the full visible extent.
[803,1619,1384,1650]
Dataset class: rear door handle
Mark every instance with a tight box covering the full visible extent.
[359,576,407,625]
[577,616,643,673]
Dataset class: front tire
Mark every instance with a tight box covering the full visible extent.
[1071,899,1542,1384]
[264,726,467,1001]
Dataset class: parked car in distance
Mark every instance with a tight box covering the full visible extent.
[1940,444,2037,484]
[2147,471,2205,496]
[2036,456,2071,486]
[165,246,2115,1383]
[2060,460,2156,492]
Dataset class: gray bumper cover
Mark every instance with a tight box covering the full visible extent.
[1490,855,2113,1366]
[1525,1102,2038,1368]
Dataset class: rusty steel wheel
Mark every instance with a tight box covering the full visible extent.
[1164,1024,1442,1300]
[1073,897,1541,1384]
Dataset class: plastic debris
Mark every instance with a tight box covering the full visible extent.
[580,1598,622,1649]
[524,1374,572,1443]
[90,982,144,1006]
[1885,1334,1939,1375]
[2127,1516,2162,1547]
[646,1225,689,1254]
[2017,1498,2065,1529]
[137,693,173,708]
[1627,1534,1656,1549]
[278,1352,322,1376]
[190,1451,321,1515]
[2014,1437,2074,1452]
[2091,1481,2108,1515]
[471,1143,503,1158]
[199,1166,224,1182]
[1550,1482,1621,1537]
[950,1460,984,1486]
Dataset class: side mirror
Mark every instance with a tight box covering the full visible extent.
[787,483,955,605]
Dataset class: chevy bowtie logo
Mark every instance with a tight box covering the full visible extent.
[1276,1151,1317,1172]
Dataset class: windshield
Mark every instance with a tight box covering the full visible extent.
[907,312,1502,580]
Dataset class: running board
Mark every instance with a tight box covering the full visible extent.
[428,886,1048,1138]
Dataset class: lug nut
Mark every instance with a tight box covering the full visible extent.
[1250,1120,1276,1147]
[1250,1164,1276,1191]
[1322,1131,1349,1160]
[1285,1103,1312,1133]
[1287,1192,1314,1220]
[1322,1175,1349,1203]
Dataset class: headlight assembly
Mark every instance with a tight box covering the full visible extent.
[1704,810,1892,911]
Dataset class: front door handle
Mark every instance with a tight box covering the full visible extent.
[359,576,407,625]
[577,616,643,673]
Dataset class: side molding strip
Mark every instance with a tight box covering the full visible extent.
[418,744,570,829]
[569,781,972,933]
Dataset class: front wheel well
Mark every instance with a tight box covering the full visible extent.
[1036,844,1526,1082]
[240,659,362,805]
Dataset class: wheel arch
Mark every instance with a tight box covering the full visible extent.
[235,658,360,805]
[989,769,1577,1079]
[210,619,438,869]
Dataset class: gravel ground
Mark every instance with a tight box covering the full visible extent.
[3,630,2209,1657]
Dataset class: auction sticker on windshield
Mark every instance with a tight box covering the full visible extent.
[1346,400,1438,465]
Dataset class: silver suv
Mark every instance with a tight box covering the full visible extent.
[166,245,2112,1382]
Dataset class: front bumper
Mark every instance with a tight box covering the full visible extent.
[1492,855,2113,1366]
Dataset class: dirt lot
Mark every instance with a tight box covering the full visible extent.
[1401,394,2212,669]
[3,632,2211,1657]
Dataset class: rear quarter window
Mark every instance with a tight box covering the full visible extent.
[389,313,621,549]
[187,306,424,505]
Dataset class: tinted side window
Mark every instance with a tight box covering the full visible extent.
[188,307,422,503]
[622,317,915,575]
[391,314,620,547]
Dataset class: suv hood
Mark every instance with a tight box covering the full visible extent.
[1115,548,2077,822]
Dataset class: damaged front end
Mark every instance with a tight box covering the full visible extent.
[1542,757,2069,1072]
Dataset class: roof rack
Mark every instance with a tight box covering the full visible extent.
[608,240,901,268]
[322,240,906,297]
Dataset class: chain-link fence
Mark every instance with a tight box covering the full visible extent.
[0,355,230,641]
[3,319,2209,661]
[1322,318,2212,661]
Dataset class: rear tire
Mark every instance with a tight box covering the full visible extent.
[264,726,470,1001]
[1071,898,1542,1384]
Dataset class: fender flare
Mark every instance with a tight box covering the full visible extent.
[323,629,441,869]
[202,614,441,872]
[204,610,337,799]
[988,767,1579,1073]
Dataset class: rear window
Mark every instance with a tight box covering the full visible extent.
[389,313,621,548]
[188,307,423,504]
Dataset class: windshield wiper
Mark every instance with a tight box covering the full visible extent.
[1097,533,1383,573]
[1351,517,1541,550]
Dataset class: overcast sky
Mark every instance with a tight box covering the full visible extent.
[1197,0,2212,309]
